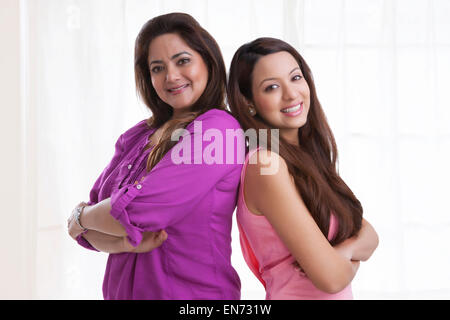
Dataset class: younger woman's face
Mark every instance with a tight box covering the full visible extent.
[148,33,209,118]
[251,51,310,143]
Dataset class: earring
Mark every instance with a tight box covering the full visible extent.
[248,107,256,116]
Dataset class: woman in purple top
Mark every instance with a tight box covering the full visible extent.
[67,13,243,300]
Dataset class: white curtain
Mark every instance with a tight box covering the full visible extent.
[14,0,450,299]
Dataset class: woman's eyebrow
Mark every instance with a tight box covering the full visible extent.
[171,51,192,60]
[259,67,301,87]
[149,51,193,66]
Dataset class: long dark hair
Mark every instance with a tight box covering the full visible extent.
[227,37,363,245]
[134,12,227,171]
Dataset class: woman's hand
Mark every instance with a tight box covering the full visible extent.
[333,219,379,262]
[333,237,361,274]
[67,201,89,240]
[333,238,355,261]
[122,230,168,253]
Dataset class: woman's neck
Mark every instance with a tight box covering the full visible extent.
[170,107,193,121]
[280,128,300,147]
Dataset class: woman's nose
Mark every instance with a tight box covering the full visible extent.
[165,64,181,83]
[282,84,298,101]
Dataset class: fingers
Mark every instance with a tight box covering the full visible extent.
[134,230,168,253]
[75,202,85,209]
[150,230,168,248]
[144,230,167,241]
[156,230,168,245]
[68,201,87,230]
[67,201,88,240]
[158,230,168,242]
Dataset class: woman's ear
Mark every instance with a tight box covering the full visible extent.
[244,98,257,117]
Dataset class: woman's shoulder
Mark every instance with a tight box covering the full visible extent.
[120,119,151,140]
[247,149,289,176]
[244,149,292,215]
[245,149,289,190]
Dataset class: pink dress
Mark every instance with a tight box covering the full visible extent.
[236,149,353,300]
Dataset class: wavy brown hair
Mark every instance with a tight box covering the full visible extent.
[134,13,227,171]
[227,37,363,245]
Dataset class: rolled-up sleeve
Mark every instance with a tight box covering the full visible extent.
[109,111,244,247]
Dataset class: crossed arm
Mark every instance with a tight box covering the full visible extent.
[245,150,379,294]
[67,199,167,254]
[68,155,378,265]
[334,218,378,262]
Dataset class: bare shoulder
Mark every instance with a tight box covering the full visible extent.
[246,149,289,180]
[244,150,292,215]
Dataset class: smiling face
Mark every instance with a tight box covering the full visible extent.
[251,51,311,144]
[148,33,209,118]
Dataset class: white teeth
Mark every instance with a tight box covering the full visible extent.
[168,84,188,92]
[281,104,301,113]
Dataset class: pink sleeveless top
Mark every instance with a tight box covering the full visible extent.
[236,149,353,300]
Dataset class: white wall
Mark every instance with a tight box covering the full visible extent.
[0,0,34,299]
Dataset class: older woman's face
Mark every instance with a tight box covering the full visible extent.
[148,33,209,118]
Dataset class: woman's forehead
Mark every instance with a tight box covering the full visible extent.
[148,33,194,61]
[253,51,300,79]
[252,51,301,88]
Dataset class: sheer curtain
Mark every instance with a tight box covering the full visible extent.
[15,0,450,299]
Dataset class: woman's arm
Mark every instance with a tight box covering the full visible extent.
[333,218,379,262]
[81,230,127,254]
[81,230,168,254]
[68,201,167,252]
[245,150,358,294]
[79,198,128,237]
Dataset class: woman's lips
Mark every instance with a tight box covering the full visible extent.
[167,84,189,95]
[281,102,303,117]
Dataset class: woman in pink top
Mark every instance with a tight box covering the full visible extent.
[227,37,379,299]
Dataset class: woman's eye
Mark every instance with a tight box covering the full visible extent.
[151,66,163,73]
[292,75,303,81]
[178,58,190,65]
[264,84,279,92]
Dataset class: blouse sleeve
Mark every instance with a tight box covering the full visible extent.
[76,134,125,251]
[109,111,244,247]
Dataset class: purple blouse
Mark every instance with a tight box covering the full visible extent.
[76,109,244,299]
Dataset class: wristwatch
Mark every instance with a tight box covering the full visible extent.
[75,206,88,232]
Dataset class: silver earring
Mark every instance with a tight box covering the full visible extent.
[249,107,256,116]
